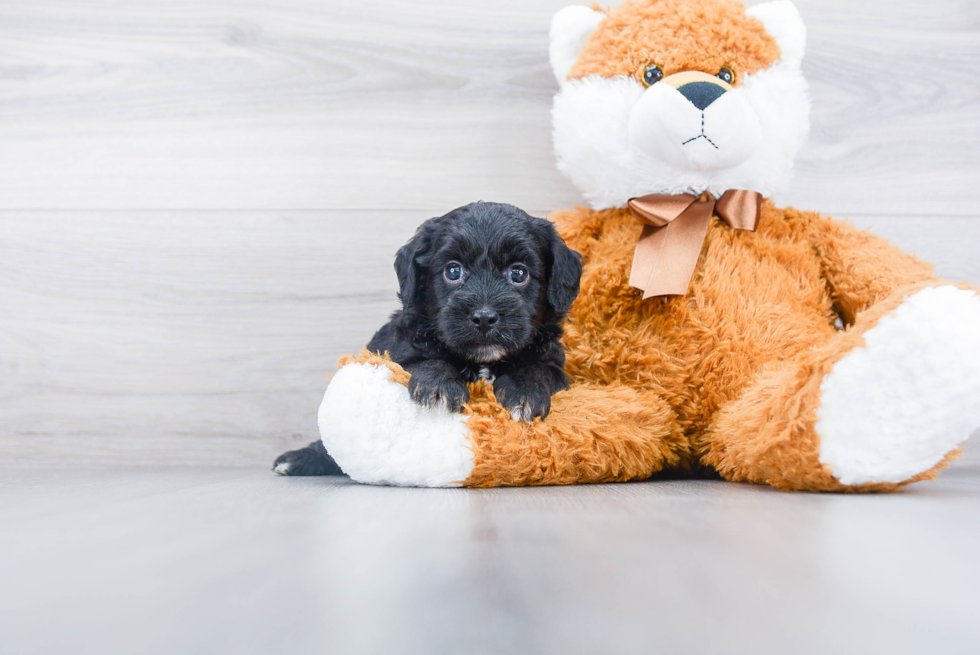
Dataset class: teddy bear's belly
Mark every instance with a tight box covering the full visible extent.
[562,220,838,433]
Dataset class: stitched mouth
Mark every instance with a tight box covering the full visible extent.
[681,112,718,149]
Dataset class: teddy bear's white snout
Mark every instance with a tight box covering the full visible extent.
[628,82,762,172]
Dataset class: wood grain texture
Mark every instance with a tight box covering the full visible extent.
[0,0,976,213]
[2,467,980,654]
[1,0,979,467]
[0,0,577,211]
[0,210,423,465]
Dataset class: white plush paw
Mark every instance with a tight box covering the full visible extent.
[817,286,980,485]
[318,363,474,487]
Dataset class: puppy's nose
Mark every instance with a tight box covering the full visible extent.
[677,81,727,111]
[470,307,499,333]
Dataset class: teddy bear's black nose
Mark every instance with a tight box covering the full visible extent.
[678,81,727,111]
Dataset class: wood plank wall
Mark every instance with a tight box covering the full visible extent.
[1,0,978,467]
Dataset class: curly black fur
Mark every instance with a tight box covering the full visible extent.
[274,201,582,476]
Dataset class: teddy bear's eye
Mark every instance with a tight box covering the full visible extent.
[642,64,664,87]
[717,67,735,85]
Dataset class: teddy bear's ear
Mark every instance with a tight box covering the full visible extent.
[549,5,606,83]
[746,1,806,68]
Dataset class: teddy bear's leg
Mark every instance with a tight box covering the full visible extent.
[702,284,980,491]
[316,353,473,487]
[318,353,685,487]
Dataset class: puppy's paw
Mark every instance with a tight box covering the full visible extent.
[408,371,470,413]
[493,374,552,422]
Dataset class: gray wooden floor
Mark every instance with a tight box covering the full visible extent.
[2,1,980,652]
[2,466,979,654]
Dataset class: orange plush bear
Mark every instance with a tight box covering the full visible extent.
[316,0,980,491]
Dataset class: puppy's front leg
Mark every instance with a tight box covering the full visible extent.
[406,359,470,413]
[494,361,569,422]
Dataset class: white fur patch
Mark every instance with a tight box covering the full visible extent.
[550,0,810,209]
[318,363,474,487]
[552,58,809,208]
[549,5,606,83]
[816,286,980,485]
[746,1,807,68]
[471,345,507,362]
[629,82,763,172]
[510,403,534,423]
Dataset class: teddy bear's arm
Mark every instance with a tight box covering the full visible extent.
[797,211,940,325]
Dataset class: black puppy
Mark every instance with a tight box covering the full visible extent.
[274,201,582,476]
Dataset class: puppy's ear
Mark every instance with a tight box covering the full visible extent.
[394,220,439,310]
[540,221,583,316]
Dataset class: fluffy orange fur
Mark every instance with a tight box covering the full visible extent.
[333,0,968,491]
[339,205,963,491]
[465,382,685,487]
[458,206,956,490]
[337,351,686,487]
[569,0,780,84]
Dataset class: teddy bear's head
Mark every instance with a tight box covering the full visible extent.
[550,0,809,209]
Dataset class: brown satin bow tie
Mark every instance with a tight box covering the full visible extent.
[627,189,763,298]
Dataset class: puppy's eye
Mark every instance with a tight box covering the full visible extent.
[508,264,529,286]
[717,67,735,85]
[641,64,664,87]
[444,262,464,283]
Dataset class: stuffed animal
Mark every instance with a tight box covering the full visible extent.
[317,0,980,490]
